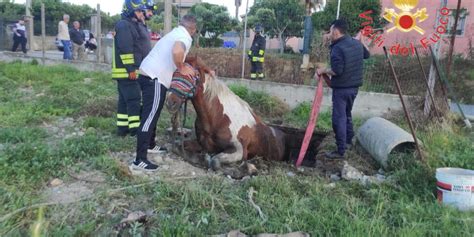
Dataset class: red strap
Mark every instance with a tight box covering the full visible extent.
[295,75,324,168]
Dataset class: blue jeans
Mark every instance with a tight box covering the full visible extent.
[61,40,72,60]
[332,87,358,155]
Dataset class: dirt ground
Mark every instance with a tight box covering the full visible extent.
[111,129,379,181]
[39,116,380,207]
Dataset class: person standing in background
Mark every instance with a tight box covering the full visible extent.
[69,21,86,61]
[58,14,72,60]
[248,24,266,80]
[113,0,150,137]
[11,18,27,54]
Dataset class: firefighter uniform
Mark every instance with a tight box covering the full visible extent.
[113,15,151,136]
[248,28,266,80]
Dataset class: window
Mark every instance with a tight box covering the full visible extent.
[447,9,468,36]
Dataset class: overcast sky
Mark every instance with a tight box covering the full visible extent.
[13,0,254,18]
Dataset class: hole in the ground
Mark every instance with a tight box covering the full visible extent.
[270,125,328,167]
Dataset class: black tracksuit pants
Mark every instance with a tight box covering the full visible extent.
[12,35,27,54]
[136,75,167,162]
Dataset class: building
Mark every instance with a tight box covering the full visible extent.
[370,0,473,56]
[173,0,201,17]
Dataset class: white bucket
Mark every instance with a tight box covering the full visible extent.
[436,168,474,211]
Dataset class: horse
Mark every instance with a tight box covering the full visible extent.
[166,56,287,170]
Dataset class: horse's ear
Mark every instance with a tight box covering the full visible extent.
[198,68,206,82]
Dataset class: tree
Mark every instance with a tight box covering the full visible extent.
[248,0,305,54]
[312,0,386,36]
[147,1,178,34]
[0,0,25,22]
[190,3,234,47]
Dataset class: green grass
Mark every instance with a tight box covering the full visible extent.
[0,62,473,236]
[229,84,289,118]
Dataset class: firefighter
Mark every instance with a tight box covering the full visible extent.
[248,25,266,80]
[113,0,149,137]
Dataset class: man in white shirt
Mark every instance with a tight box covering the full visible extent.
[130,15,198,172]
[58,14,72,60]
[11,18,27,54]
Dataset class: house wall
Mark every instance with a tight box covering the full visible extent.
[369,0,474,56]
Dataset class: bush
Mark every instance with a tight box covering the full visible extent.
[198,37,224,48]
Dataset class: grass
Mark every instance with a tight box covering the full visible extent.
[0,61,473,236]
[229,84,290,118]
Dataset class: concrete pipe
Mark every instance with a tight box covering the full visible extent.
[356,117,416,169]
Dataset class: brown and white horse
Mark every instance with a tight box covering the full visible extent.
[166,56,287,170]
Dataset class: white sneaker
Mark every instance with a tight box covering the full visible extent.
[147,146,168,154]
[129,159,159,175]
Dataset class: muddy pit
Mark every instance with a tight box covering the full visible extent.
[155,125,379,180]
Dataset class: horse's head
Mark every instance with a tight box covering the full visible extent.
[166,56,210,113]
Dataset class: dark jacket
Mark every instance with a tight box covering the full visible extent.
[248,33,266,62]
[329,35,370,88]
[69,28,85,45]
[112,16,152,79]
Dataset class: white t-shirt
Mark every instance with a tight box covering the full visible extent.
[57,21,70,40]
[14,23,26,38]
[140,26,193,88]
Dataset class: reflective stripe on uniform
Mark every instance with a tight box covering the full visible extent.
[252,57,265,62]
[117,114,128,119]
[117,121,129,126]
[120,54,134,65]
[258,73,265,78]
[112,73,129,78]
[250,73,257,78]
[128,116,140,122]
[129,122,140,129]
[259,50,265,56]
[112,41,129,79]
[248,50,252,55]
[113,68,127,73]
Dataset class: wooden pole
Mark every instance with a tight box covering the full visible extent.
[25,0,34,51]
[241,0,250,79]
[164,0,172,34]
[41,3,45,64]
[423,0,447,116]
[446,0,462,82]
[96,4,101,63]
[415,47,440,118]
[336,0,341,19]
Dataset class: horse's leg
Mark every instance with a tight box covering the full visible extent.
[183,140,202,152]
[210,143,243,170]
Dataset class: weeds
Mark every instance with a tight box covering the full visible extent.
[0,62,473,236]
[229,84,289,117]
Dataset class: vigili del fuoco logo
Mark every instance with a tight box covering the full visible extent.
[359,0,451,56]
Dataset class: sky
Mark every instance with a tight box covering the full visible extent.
[13,0,254,18]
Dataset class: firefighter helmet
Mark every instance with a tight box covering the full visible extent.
[122,0,146,16]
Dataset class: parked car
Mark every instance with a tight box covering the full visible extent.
[150,32,160,41]
[55,38,65,51]
[55,29,91,52]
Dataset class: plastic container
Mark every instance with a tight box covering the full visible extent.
[436,168,474,211]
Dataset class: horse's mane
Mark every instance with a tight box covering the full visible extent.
[183,55,254,111]
[203,75,253,111]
